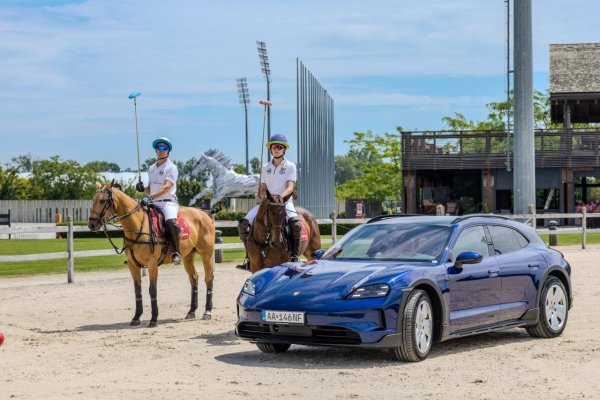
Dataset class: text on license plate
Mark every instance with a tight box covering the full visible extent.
[261,310,305,325]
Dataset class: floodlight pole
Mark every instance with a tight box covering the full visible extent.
[237,78,250,174]
[257,41,272,161]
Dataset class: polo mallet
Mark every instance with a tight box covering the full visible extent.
[128,91,142,185]
[258,99,272,198]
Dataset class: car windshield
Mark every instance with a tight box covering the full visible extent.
[322,223,451,262]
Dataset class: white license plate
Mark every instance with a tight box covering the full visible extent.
[261,310,305,325]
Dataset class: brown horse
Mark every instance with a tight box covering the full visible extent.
[246,196,321,273]
[88,181,215,327]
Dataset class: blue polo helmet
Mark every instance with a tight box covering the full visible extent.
[266,134,289,149]
[152,137,173,151]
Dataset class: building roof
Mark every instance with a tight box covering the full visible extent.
[550,43,600,94]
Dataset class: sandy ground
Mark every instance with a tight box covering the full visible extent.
[1,247,599,400]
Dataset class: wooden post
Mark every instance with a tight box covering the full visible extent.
[67,216,74,283]
[528,204,536,229]
[582,208,587,250]
[330,210,337,244]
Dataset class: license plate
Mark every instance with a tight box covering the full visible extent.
[261,310,305,325]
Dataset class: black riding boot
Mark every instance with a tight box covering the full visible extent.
[289,217,302,262]
[165,218,181,265]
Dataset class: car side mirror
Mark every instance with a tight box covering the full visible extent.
[454,251,483,270]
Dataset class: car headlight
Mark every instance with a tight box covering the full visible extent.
[242,279,256,296]
[347,284,390,299]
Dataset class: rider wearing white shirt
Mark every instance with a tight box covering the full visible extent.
[136,137,182,265]
[238,134,303,262]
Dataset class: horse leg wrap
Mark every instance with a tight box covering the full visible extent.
[132,283,143,323]
[237,219,250,243]
[190,287,199,313]
[205,289,213,311]
[289,217,302,262]
[149,285,158,325]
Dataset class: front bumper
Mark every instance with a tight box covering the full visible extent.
[236,307,403,349]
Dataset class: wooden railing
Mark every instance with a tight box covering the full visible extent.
[402,128,600,170]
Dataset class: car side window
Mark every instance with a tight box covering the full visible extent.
[488,225,524,254]
[451,225,489,262]
[514,229,529,247]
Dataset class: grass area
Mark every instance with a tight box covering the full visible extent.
[0,236,252,277]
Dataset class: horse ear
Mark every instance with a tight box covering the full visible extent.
[283,193,292,203]
[265,189,272,201]
[109,179,115,188]
[96,182,102,189]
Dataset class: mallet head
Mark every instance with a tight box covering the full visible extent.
[259,100,272,106]
[128,92,142,99]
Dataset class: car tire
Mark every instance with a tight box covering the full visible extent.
[526,276,569,338]
[256,343,291,353]
[392,289,433,362]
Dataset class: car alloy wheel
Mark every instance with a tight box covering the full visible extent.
[526,276,569,338]
[393,289,433,362]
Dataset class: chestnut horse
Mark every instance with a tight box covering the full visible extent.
[88,182,215,327]
[246,196,321,273]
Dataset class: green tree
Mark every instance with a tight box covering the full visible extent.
[335,148,378,185]
[250,157,260,174]
[177,179,206,206]
[0,166,39,199]
[232,164,246,174]
[336,130,403,203]
[29,156,97,199]
[85,161,121,172]
[9,153,33,172]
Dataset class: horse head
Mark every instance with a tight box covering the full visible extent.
[255,193,288,248]
[88,181,116,231]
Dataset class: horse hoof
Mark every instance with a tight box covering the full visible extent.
[130,319,141,326]
[202,313,212,320]
[186,312,196,319]
[148,321,158,328]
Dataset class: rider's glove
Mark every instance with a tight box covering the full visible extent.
[135,182,145,193]
[141,195,152,206]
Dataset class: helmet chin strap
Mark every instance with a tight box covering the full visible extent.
[157,155,169,160]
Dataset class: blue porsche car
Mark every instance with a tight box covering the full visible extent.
[236,215,572,361]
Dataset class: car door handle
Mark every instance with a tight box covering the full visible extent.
[528,264,540,270]
[488,269,499,277]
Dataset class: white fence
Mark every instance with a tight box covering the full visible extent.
[2,212,600,284]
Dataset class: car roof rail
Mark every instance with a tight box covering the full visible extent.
[451,213,513,224]
[366,214,421,224]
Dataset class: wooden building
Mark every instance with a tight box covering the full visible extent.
[402,43,600,215]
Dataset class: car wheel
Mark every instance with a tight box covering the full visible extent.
[392,289,433,362]
[526,276,568,338]
[256,343,291,353]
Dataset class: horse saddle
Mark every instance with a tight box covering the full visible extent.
[149,207,190,240]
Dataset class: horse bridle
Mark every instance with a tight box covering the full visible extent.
[90,188,142,227]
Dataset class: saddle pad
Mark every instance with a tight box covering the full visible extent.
[150,210,190,240]
[300,220,309,242]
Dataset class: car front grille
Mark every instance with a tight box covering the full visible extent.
[238,322,362,345]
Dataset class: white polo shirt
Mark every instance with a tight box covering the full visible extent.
[148,159,178,202]
[261,158,297,195]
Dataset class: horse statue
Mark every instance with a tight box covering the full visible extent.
[88,181,216,327]
[189,149,258,207]
[246,194,322,273]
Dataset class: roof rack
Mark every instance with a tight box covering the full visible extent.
[451,214,513,224]
[366,214,421,224]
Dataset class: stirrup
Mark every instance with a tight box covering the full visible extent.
[172,252,181,265]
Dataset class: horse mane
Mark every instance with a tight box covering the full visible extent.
[204,148,231,168]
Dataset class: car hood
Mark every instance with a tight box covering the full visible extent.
[248,260,416,310]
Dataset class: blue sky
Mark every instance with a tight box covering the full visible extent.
[1,0,599,170]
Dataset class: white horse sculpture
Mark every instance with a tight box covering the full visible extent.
[189,149,259,207]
